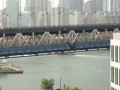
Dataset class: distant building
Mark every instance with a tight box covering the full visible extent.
[0,11,2,27]
[25,0,51,26]
[51,8,59,26]
[91,0,104,13]
[7,0,19,27]
[59,0,83,11]
[74,0,83,11]
[110,0,120,12]
[36,11,51,27]
[59,0,70,9]
[103,0,110,12]
[1,8,7,27]
[50,7,69,26]
[84,1,92,13]
[69,10,84,25]
[84,0,109,13]
[110,33,120,90]
[20,11,31,27]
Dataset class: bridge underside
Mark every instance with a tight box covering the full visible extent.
[0,27,119,57]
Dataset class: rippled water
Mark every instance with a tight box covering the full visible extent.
[0,50,110,90]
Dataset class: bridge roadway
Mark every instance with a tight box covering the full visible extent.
[0,24,119,57]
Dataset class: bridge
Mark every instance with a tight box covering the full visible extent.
[0,24,120,57]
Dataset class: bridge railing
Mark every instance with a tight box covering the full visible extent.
[0,40,110,56]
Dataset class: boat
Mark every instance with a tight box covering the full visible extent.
[0,60,23,73]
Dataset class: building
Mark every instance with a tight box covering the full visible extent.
[74,0,83,11]
[110,33,120,90]
[84,0,109,14]
[0,11,2,27]
[51,8,59,26]
[25,0,51,26]
[50,7,69,26]
[59,0,83,11]
[36,11,51,27]
[69,10,84,25]
[1,8,7,27]
[20,11,31,27]
[91,0,104,14]
[84,1,92,13]
[7,0,19,27]
[110,0,120,12]
[103,0,110,12]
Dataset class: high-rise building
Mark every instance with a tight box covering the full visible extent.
[110,0,120,12]
[51,7,59,26]
[59,0,83,11]
[20,11,31,27]
[25,0,51,26]
[85,0,109,13]
[84,1,92,13]
[25,0,51,12]
[74,0,83,11]
[7,0,19,27]
[0,8,7,27]
[69,10,84,25]
[0,11,2,27]
[91,0,104,13]
[110,33,120,90]
[50,7,69,26]
[103,0,110,12]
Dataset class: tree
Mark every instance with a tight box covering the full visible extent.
[62,84,82,90]
[72,87,82,90]
[41,78,54,90]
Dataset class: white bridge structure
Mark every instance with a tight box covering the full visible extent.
[0,24,119,56]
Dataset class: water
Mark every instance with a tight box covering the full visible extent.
[0,50,110,90]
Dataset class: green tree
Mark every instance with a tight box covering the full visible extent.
[41,78,54,90]
[62,84,82,90]
[72,87,82,90]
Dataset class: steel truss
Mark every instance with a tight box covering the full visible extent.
[0,28,119,48]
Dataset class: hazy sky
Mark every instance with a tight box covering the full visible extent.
[0,0,90,11]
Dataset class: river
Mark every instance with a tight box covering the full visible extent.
[0,50,110,90]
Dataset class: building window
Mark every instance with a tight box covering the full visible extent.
[111,67,114,83]
[115,46,118,62]
[115,68,118,85]
[111,45,114,61]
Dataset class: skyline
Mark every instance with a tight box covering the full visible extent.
[0,0,90,10]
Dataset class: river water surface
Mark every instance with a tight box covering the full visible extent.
[0,50,110,90]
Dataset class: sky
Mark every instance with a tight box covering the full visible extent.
[0,0,90,11]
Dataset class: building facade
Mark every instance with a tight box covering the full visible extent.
[59,0,83,11]
[91,0,104,13]
[110,33,120,90]
[7,0,19,27]
[110,0,120,12]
